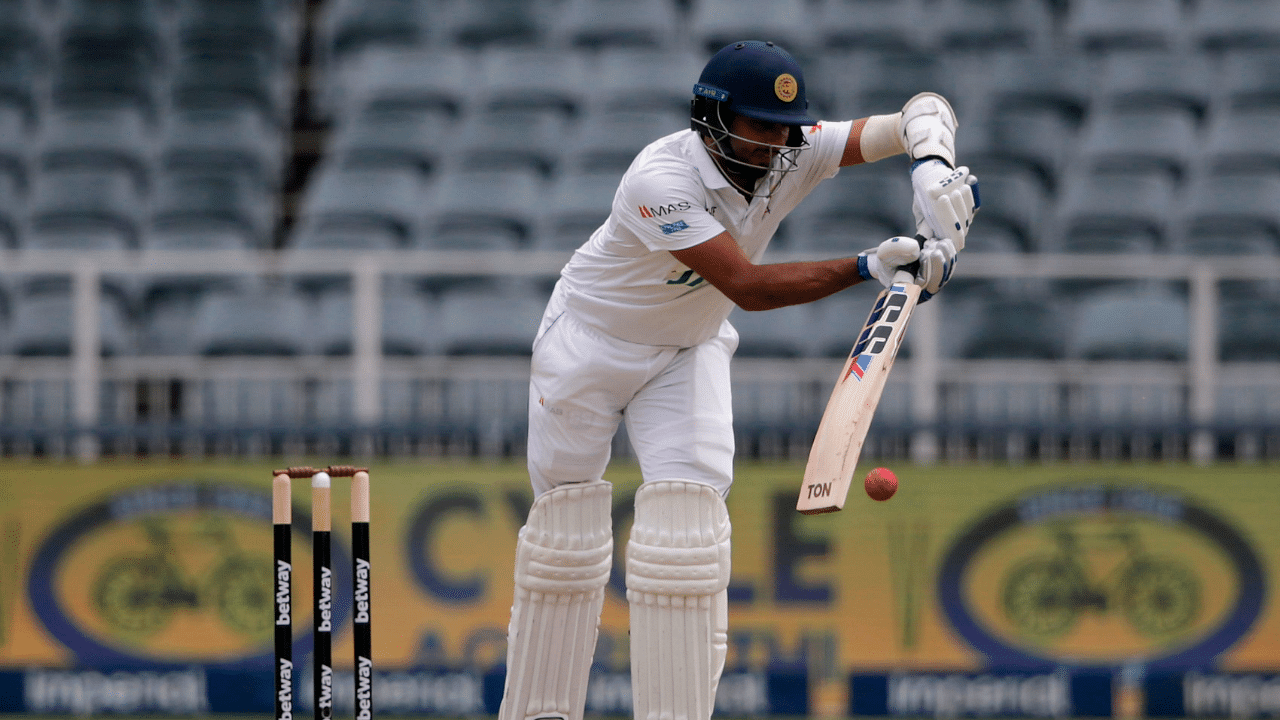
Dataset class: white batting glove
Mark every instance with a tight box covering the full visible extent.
[916,236,957,302]
[910,160,980,250]
[857,236,921,290]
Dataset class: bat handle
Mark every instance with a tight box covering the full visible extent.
[892,268,916,285]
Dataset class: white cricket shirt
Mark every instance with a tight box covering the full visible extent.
[557,120,854,347]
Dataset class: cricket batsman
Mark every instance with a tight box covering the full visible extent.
[498,40,979,720]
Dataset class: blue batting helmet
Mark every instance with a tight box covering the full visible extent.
[692,40,815,126]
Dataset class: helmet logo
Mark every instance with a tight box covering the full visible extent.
[774,73,798,102]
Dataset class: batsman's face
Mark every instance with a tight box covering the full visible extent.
[727,115,790,167]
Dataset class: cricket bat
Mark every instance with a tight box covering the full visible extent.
[798,269,921,514]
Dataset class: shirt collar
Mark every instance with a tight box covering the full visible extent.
[688,131,731,190]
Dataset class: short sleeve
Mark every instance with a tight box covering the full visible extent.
[615,164,726,252]
[800,119,855,186]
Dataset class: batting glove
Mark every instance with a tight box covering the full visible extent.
[916,235,957,302]
[910,159,980,250]
[858,236,921,290]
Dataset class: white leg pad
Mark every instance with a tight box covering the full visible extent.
[626,480,732,720]
[499,482,614,720]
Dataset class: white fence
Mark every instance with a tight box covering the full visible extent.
[1,249,1278,462]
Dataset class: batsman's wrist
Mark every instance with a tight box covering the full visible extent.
[911,156,952,172]
[857,254,875,281]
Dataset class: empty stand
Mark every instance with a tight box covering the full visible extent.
[189,282,309,356]
[311,280,438,356]
[1063,0,1186,52]
[558,0,680,51]
[436,279,546,355]
[1069,285,1190,361]
[688,0,813,55]
[297,163,426,245]
[814,0,926,53]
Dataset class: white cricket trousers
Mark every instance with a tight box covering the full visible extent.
[526,290,738,497]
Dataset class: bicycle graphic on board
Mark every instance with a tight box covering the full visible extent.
[1001,522,1201,639]
[92,515,274,638]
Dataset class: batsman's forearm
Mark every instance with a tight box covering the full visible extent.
[731,257,865,311]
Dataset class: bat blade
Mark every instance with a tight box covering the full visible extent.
[798,278,921,514]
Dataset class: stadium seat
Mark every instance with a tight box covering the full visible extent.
[1203,106,1280,173]
[1068,285,1189,361]
[1220,296,1280,361]
[329,108,451,177]
[423,166,543,247]
[142,225,257,251]
[189,282,310,356]
[587,47,704,115]
[570,108,687,174]
[324,47,473,120]
[788,165,914,252]
[0,0,43,67]
[171,51,283,125]
[452,110,564,177]
[8,281,135,357]
[1095,50,1211,119]
[52,49,158,119]
[474,48,588,120]
[37,107,154,190]
[436,279,547,355]
[160,107,286,190]
[323,0,432,63]
[58,0,166,68]
[444,0,543,49]
[0,165,20,247]
[311,281,438,356]
[1053,169,1178,254]
[840,51,954,117]
[28,167,145,248]
[139,278,242,355]
[151,171,275,247]
[1190,0,1280,52]
[959,160,1049,252]
[931,0,1053,53]
[729,304,817,358]
[1063,0,1186,52]
[0,48,37,124]
[558,0,680,51]
[688,0,814,56]
[298,163,426,245]
[982,52,1091,120]
[1178,170,1280,268]
[177,0,291,66]
[537,167,624,251]
[959,296,1064,359]
[814,0,926,53]
[1216,49,1280,111]
[1078,106,1198,181]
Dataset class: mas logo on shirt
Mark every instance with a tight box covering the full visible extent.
[660,220,689,234]
[638,201,691,219]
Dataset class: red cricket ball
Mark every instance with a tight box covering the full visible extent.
[864,467,898,501]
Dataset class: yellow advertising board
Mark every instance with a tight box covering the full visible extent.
[0,461,1275,713]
